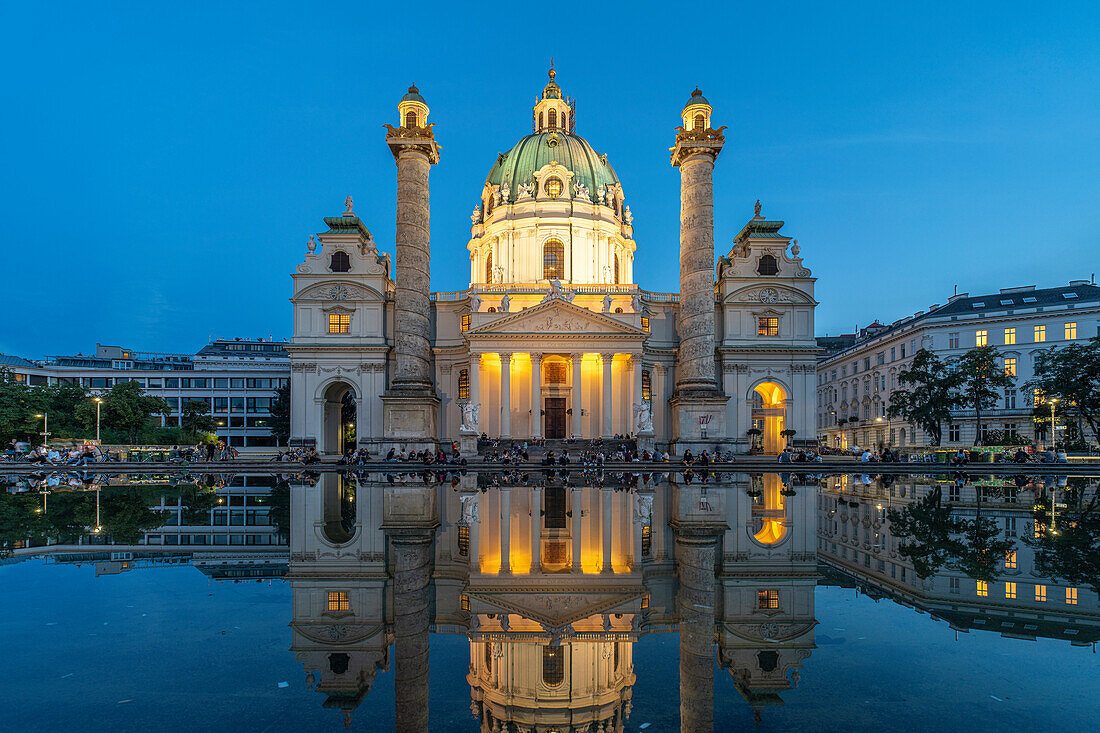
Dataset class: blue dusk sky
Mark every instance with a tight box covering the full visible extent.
[2,2,1098,358]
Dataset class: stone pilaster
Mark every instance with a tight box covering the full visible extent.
[391,531,435,733]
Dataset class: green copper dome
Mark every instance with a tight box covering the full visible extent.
[485,131,621,203]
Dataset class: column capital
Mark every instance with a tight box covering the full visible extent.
[570,352,584,362]
[500,352,512,365]
[530,352,543,363]
[600,352,615,364]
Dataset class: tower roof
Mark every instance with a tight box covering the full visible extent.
[683,87,710,109]
[401,83,426,105]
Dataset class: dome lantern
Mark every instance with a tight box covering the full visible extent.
[681,87,712,131]
[398,83,429,129]
[533,59,574,133]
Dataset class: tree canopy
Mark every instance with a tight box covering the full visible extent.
[886,349,962,446]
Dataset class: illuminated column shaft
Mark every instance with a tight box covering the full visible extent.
[675,530,720,732]
[530,485,542,571]
[601,353,614,437]
[571,488,583,571]
[391,146,435,391]
[674,149,721,394]
[500,487,512,574]
[392,532,434,732]
[500,353,512,438]
[601,487,613,572]
[531,353,543,438]
[571,353,584,437]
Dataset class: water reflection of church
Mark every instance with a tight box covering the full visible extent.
[286,470,818,730]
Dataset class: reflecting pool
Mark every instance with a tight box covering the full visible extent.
[1,469,1097,732]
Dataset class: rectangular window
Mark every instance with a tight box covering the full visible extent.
[641,524,652,556]
[757,317,779,336]
[1035,584,1046,602]
[1065,322,1077,340]
[757,589,780,609]
[1005,551,1017,570]
[1004,388,1016,409]
[328,313,350,334]
[214,378,228,389]
[890,347,896,360]
[864,357,871,371]
[976,580,988,597]
[461,313,471,332]
[641,370,652,401]
[214,397,228,412]
[165,378,179,388]
[976,330,988,347]
[949,424,960,442]
[641,316,650,332]
[1034,325,1045,342]
[949,577,960,594]
[460,594,470,612]
[1004,357,1016,377]
[230,378,245,389]
[1066,587,1078,605]
[877,353,885,366]
[327,591,350,612]
[458,369,470,400]
[948,333,959,349]
[230,397,244,413]
[1005,582,1016,599]
[900,344,906,358]
[457,524,470,556]
[1003,327,1016,345]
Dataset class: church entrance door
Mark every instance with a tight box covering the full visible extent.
[545,397,566,439]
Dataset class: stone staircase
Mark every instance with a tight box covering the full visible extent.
[476,437,637,461]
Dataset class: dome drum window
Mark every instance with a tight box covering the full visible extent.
[543,239,564,279]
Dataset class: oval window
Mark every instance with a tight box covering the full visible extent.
[545,177,563,199]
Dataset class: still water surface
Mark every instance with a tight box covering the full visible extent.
[1,469,1096,732]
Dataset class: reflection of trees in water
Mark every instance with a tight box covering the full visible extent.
[1028,495,1100,595]
[269,480,291,541]
[887,482,1016,582]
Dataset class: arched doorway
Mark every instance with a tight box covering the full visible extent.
[750,382,788,454]
[321,473,356,545]
[322,381,357,455]
[750,474,789,545]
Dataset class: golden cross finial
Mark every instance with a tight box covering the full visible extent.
[549,57,555,82]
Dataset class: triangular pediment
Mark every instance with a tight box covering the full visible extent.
[467,584,645,629]
[466,297,647,337]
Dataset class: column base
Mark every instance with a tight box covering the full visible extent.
[668,391,730,457]
[459,430,479,457]
[381,392,440,451]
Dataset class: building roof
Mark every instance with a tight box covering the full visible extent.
[400,83,426,105]
[820,281,1100,363]
[683,87,710,109]
[0,353,37,368]
[195,339,289,358]
[485,131,621,204]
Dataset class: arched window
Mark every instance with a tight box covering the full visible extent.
[757,254,778,276]
[405,110,417,128]
[561,112,568,130]
[484,641,492,672]
[614,307,623,313]
[330,251,351,272]
[539,111,544,130]
[328,653,350,675]
[548,109,557,131]
[613,254,621,284]
[487,307,497,313]
[542,646,564,686]
[485,250,493,283]
[694,113,705,130]
[543,239,564,279]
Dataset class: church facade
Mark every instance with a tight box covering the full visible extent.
[288,70,818,455]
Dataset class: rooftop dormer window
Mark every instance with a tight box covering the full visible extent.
[329,251,351,272]
[757,254,778,276]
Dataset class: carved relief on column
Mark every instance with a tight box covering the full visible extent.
[391,532,435,732]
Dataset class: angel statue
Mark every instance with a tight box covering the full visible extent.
[461,495,481,524]
[461,402,481,432]
[633,400,653,432]
[469,292,481,311]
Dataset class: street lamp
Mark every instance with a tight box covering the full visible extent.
[94,398,103,443]
[35,412,49,447]
[94,486,102,534]
[1048,398,1059,449]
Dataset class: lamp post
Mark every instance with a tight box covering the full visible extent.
[94,486,102,535]
[35,412,49,447]
[1048,398,1059,449]
[94,398,103,443]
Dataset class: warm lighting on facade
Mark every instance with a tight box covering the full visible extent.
[327,590,350,612]
[1066,587,1078,605]
[976,580,988,597]
[1035,584,1046,602]
[1004,582,1016,599]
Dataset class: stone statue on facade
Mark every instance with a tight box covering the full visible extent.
[624,205,633,225]
[754,199,762,217]
[345,195,354,215]
[632,493,654,525]
[602,295,612,313]
[633,400,653,432]
[517,182,534,199]
[471,206,480,225]
[461,402,481,432]
[631,293,642,312]
[542,278,564,303]
[493,265,504,283]
[461,494,480,524]
[469,292,481,311]
[500,181,510,203]
[596,185,606,205]
[499,294,510,313]
[602,265,612,284]
[573,182,590,201]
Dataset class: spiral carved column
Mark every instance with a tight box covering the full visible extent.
[392,532,434,733]
[674,528,721,733]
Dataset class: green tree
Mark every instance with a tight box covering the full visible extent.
[269,382,291,446]
[1026,336,1100,446]
[887,486,966,578]
[0,368,36,444]
[181,398,216,434]
[1027,496,1100,595]
[953,487,1016,582]
[99,489,163,544]
[953,346,1015,446]
[886,349,962,446]
[76,381,172,444]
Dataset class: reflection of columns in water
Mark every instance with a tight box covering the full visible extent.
[571,353,584,437]
[601,487,613,573]
[530,484,542,571]
[571,487,583,571]
[675,528,721,733]
[391,532,434,733]
[499,487,512,575]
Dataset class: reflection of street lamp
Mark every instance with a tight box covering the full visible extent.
[35,412,49,447]
[94,398,103,443]
[94,486,102,534]
[1049,398,1059,448]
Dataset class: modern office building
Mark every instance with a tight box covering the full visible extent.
[1,338,289,449]
[816,281,1100,449]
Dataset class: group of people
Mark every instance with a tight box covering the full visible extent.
[14,442,100,465]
